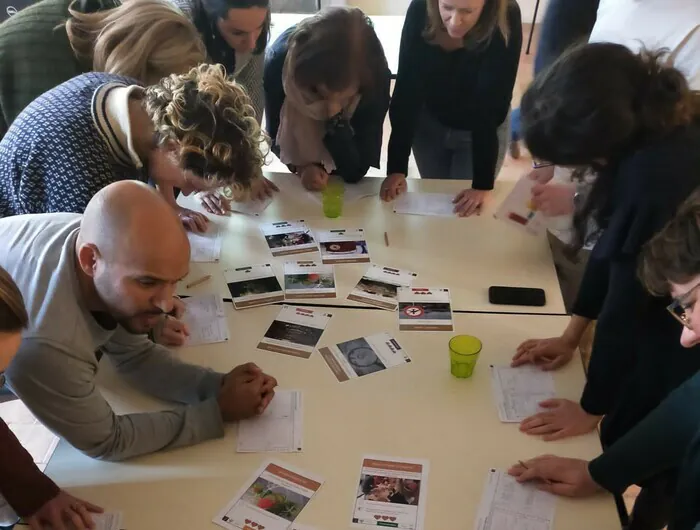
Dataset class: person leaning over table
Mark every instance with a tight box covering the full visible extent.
[509,191,700,530]
[263,7,391,192]
[0,266,104,530]
[0,63,268,233]
[509,43,700,530]
[381,0,521,217]
[1,181,278,462]
[0,0,206,140]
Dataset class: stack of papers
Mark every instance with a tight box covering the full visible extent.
[393,193,455,218]
[489,365,556,423]
[181,294,230,346]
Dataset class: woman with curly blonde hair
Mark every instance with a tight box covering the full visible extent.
[0,64,266,232]
[0,0,206,138]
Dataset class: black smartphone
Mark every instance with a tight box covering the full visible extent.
[488,286,546,307]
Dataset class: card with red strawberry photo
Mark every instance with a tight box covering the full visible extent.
[284,261,337,300]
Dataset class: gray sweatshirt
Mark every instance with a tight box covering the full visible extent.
[0,213,225,461]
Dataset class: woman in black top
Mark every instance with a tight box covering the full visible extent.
[512,43,700,530]
[382,0,521,216]
[264,7,391,190]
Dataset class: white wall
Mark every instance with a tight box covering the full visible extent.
[348,0,549,21]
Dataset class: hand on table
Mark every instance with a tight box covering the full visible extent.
[199,190,231,216]
[178,206,209,232]
[300,165,329,191]
[531,182,576,217]
[512,336,577,371]
[519,399,602,441]
[453,189,489,217]
[527,165,556,184]
[250,177,279,201]
[27,491,103,530]
[380,173,407,201]
[218,363,278,420]
[152,298,190,347]
[508,455,601,497]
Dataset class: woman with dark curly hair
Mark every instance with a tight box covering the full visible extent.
[0,63,266,232]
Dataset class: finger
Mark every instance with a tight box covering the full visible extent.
[461,200,480,218]
[510,354,533,367]
[259,389,275,412]
[522,424,563,436]
[541,356,569,371]
[507,463,527,476]
[512,467,545,484]
[201,200,215,214]
[538,399,563,409]
[453,197,471,215]
[519,413,549,429]
[195,214,209,232]
[515,340,536,355]
[161,329,186,347]
[68,506,88,530]
[79,500,103,513]
[237,362,262,375]
[75,504,96,529]
[49,511,68,530]
[453,190,467,204]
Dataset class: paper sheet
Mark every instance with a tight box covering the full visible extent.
[474,469,556,530]
[317,229,370,264]
[182,294,230,346]
[489,365,556,423]
[229,196,274,216]
[258,305,332,359]
[397,287,453,331]
[0,400,59,472]
[493,176,548,236]
[213,460,324,530]
[92,512,124,530]
[237,390,303,453]
[260,220,318,257]
[284,261,336,300]
[319,333,411,383]
[225,264,285,309]
[393,193,455,218]
[347,265,418,311]
[188,226,223,262]
[352,455,429,530]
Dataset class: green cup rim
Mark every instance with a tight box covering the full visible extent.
[449,335,482,357]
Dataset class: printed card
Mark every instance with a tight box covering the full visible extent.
[352,455,429,530]
[493,176,548,236]
[489,365,556,423]
[237,390,303,453]
[317,229,370,264]
[284,261,336,300]
[260,221,318,257]
[225,265,284,309]
[318,333,411,383]
[213,461,324,530]
[348,265,418,311]
[397,288,454,331]
[258,306,332,359]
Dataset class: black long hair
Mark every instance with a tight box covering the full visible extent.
[202,0,270,54]
[521,43,700,249]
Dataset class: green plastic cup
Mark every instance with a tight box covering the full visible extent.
[322,181,344,218]
[449,335,482,378]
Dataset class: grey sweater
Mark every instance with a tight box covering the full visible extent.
[1,213,225,461]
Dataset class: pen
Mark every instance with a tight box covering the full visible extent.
[518,460,553,485]
[384,231,390,247]
[186,274,211,289]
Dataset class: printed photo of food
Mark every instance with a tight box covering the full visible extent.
[358,475,421,506]
[355,278,398,299]
[242,477,311,523]
[285,272,335,291]
[265,231,315,249]
[321,241,368,256]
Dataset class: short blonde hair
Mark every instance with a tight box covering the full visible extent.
[65,0,206,85]
[424,0,511,49]
[144,64,267,188]
[0,267,27,333]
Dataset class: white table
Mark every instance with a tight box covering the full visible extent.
[45,308,617,530]
[270,13,404,75]
[179,174,566,315]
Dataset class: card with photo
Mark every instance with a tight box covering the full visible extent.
[493,175,548,236]
[347,265,418,311]
[284,261,336,300]
[397,288,454,331]
[351,455,430,530]
[317,229,370,264]
[213,461,324,530]
[318,332,411,383]
[260,221,318,257]
[258,306,332,359]
[225,265,284,309]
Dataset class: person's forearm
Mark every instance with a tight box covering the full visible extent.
[562,315,591,346]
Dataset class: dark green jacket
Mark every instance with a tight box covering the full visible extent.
[0,0,116,138]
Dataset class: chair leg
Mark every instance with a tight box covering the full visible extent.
[525,0,541,55]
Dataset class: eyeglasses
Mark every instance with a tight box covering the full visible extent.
[667,281,700,329]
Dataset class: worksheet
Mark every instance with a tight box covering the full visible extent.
[474,469,556,530]
[351,455,429,530]
[318,333,411,382]
[258,305,332,359]
[317,229,371,264]
[284,261,336,300]
[397,287,454,331]
[225,265,285,309]
[237,390,303,453]
[347,265,418,311]
[393,192,455,218]
[213,461,324,530]
[0,400,59,472]
[182,294,230,346]
[188,225,223,262]
[493,175,548,236]
[489,366,556,423]
[229,196,274,216]
[260,221,318,257]
[92,512,124,530]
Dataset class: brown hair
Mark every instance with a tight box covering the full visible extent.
[423,0,510,48]
[0,267,28,333]
[640,189,700,296]
[143,63,267,188]
[288,6,389,97]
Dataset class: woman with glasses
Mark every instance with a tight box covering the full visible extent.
[0,266,103,530]
[509,43,700,530]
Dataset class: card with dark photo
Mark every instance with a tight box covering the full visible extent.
[225,264,284,309]
[348,265,418,311]
[260,221,318,256]
[258,306,332,359]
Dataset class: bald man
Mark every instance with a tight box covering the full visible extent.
[0,181,277,461]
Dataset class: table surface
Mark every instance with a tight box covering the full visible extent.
[45,307,618,530]
[269,13,404,75]
[178,174,567,315]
